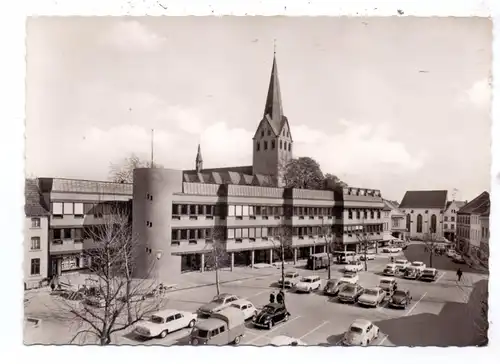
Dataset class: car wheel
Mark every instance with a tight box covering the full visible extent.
[375,329,379,339]
[188,319,195,328]
[308,288,312,293]
[159,330,168,338]
[234,335,241,345]
[268,321,273,330]
[284,314,289,322]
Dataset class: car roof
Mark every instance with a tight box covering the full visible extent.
[380,277,395,282]
[231,299,252,306]
[152,309,179,317]
[215,293,234,298]
[412,261,424,264]
[264,302,285,309]
[304,275,320,279]
[423,267,436,271]
[195,318,225,330]
[351,319,371,328]
[285,271,298,275]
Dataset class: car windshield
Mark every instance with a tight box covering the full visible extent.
[193,329,209,338]
[285,273,296,278]
[364,289,378,296]
[385,265,395,269]
[262,305,276,313]
[393,290,406,298]
[406,268,415,273]
[150,316,164,324]
[326,280,338,288]
[344,272,355,278]
[395,260,406,264]
[380,280,391,286]
[302,278,312,283]
[350,326,363,334]
[342,285,355,293]
[230,304,241,309]
[423,269,434,274]
[412,262,422,267]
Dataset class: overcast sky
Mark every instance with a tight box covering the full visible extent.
[26,17,492,201]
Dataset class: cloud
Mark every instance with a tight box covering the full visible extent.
[292,122,426,180]
[458,78,491,109]
[102,20,165,52]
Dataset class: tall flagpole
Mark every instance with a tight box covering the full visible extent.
[151,129,154,168]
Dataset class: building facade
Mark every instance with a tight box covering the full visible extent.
[456,191,489,258]
[442,200,466,242]
[399,190,448,239]
[24,179,51,289]
[382,199,407,241]
[36,178,132,277]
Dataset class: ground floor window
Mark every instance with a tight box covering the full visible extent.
[30,258,40,275]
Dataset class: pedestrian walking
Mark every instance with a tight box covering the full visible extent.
[277,290,284,304]
[269,292,275,303]
[457,268,463,282]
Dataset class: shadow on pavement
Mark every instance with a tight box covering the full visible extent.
[122,331,150,343]
[374,279,488,347]
[402,245,485,274]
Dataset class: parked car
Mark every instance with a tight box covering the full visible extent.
[323,279,346,296]
[389,246,402,253]
[134,309,197,339]
[338,283,365,304]
[379,277,398,296]
[197,293,240,317]
[341,319,380,346]
[230,299,258,321]
[270,335,307,346]
[447,250,457,258]
[357,287,387,308]
[404,267,421,280]
[189,307,245,345]
[410,261,426,272]
[339,271,359,285]
[344,261,364,273]
[295,275,322,293]
[419,268,439,282]
[394,259,410,272]
[388,289,413,309]
[453,256,466,264]
[252,303,291,329]
[383,264,398,276]
[84,295,105,308]
[278,271,301,289]
[359,253,375,261]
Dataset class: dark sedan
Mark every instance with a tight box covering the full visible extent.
[323,279,346,296]
[388,289,413,309]
[403,267,421,280]
[252,303,290,330]
[338,283,364,304]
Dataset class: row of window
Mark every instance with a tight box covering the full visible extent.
[345,188,381,197]
[51,202,124,218]
[444,216,455,222]
[392,218,400,228]
[256,139,292,152]
[457,215,471,225]
[481,226,490,240]
[30,218,41,228]
[402,209,444,214]
[443,224,455,230]
[261,127,290,139]
[457,226,470,239]
[30,237,41,250]
[346,209,381,220]
[406,214,438,233]
[52,227,85,242]
[344,224,384,234]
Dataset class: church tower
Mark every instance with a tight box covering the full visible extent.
[252,51,293,186]
[195,144,203,173]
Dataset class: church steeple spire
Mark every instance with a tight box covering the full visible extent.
[263,44,284,125]
[195,144,203,172]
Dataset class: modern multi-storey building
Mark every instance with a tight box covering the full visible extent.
[399,190,448,239]
[25,53,385,286]
[456,191,490,258]
[442,200,466,242]
[131,53,385,283]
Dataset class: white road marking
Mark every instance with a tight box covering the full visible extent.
[246,315,302,344]
[405,292,427,316]
[378,334,389,346]
[298,320,330,340]
[245,290,270,299]
[435,272,446,283]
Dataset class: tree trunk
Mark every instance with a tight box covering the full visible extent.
[430,250,433,268]
[364,244,368,272]
[126,280,132,325]
[281,246,285,291]
[215,256,220,295]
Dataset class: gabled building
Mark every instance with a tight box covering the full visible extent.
[399,190,448,239]
[382,199,407,241]
[443,200,466,242]
[25,179,51,289]
[456,191,490,258]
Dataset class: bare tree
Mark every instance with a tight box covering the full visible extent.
[269,224,293,291]
[422,229,438,268]
[320,220,336,280]
[204,226,229,296]
[56,206,164,345]
[109,153,163,183]
[355,224,374,272]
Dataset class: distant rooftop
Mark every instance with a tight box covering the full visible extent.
[25,179,50,216]
[37,177,133,195]
[458,191,490,215]
[399,190,448,209]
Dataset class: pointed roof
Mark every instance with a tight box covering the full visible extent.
[399,190,448,209]
[196,144,203,163]
[263,54,286,135]
[25,179,50,216]
[458,191,489,215]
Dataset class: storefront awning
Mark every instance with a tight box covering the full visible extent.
[382,234,398,241]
